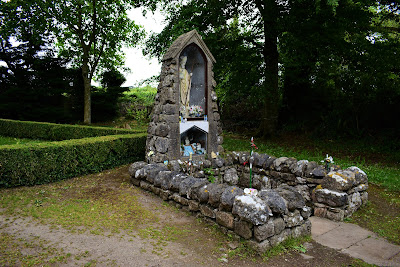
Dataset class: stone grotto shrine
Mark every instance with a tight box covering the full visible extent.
[131,30,368,254]
[145,30,223,163]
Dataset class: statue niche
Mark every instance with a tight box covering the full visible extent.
[145,29,222,163]
[179,44,206,119]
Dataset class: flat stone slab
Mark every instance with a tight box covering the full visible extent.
[343,236,400,267]
[311,216,400,267]
[309,216,341,236]
[313,222,371,250]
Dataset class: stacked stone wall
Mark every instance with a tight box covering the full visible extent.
[220,152,369,221]
[129,161,312,254]
[128,151,368,253]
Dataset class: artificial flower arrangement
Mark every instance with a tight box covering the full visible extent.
[321,154,334,171]
[189,105,203,116]
[244,188,258,196]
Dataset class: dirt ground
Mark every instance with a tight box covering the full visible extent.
[0,165,367,266]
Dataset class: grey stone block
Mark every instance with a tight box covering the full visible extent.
[200,204,216,219]
[216,211,234,229]
[219,186,244,212]
[234,219,253,239]
[128,161,147,177]
[254,219,275,242]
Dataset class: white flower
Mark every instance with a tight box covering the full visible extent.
[321,154,334,164]
[244,188,258,196]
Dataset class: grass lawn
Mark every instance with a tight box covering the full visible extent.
[223,132,400,191]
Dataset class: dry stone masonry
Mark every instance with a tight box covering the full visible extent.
[128,153,368,253]
[129,160,312,254]
[146,30,223,163]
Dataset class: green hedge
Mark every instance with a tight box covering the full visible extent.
[0,133,146,187]
[0,119,140,141]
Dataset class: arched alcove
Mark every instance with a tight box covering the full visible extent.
[179,44,207,119]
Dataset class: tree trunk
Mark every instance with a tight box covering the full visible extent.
[257,0,280,137]
[82,58,91,124]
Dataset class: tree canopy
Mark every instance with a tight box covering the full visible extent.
[143,0,399,138]
[47,0,144,124]
[1,0,145,124]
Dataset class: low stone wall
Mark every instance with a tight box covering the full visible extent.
[219,152,368,221]
[128,151,368,253]
[129,161,312,254]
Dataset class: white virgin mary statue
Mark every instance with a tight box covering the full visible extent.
[179,56,192,118]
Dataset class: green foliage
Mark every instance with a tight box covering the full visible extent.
[92,69,129,122]
[120,85,157,107]
[0,35,74,123]
[130,109,150,125]
[47,0,144,76]
[101,69,126,89]
[223,133,400,191]
[0,133,146,187]
[143,0,400,139]
[0,119,141,141]
[1,0,145,124]
[204,168,216,183]
[261,235,312,260]
[0,119,146,187]
[119,85,156,124]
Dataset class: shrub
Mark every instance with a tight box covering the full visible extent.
[0,133,146,187]
[0,119,140,141]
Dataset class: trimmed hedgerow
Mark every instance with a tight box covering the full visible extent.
[0,119,139,141]
[0,133,146,187]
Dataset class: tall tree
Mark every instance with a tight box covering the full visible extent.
[142,0,345,136]
[0,0,73,122]
[143,0,399,137]
[46,0,144,124]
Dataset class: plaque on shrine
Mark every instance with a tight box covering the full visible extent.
[146,30,223,163]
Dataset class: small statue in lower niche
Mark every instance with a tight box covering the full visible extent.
[182,136,194,156]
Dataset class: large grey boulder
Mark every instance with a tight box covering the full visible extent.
[291,160,308,176]
[276,186,305,211]
[346,166,368,185]
[312,188,348,207]
[283,210,304,227]
[188,179,209,200]
[323,170,356,192]
[160,172,183,190]
[254,153,270,168]
[263,156,276,169]
[219,186,244,211]
[258,189,287,215]
[169,173,188,191]
[232,195,272,225]
[224,168,239,185]
[311,166,327,178]
[190,184,210,203]
[146,164,169,184]
[128,161,147,177]
[154,171,175,187]
[273,157,288,171]
[304,161,319,178]
[208,183,229,208]
[178,176,199,198]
